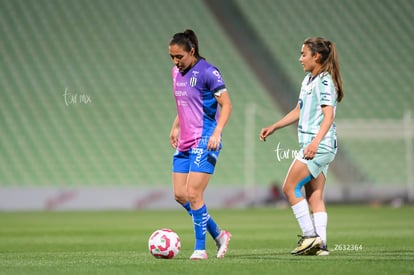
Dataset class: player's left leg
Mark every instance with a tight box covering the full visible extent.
[187,170,231,259]
[303,147,336,256]
[305,172,329,255]
[305,172,327,212]
[187,171,210,259]
[189,148,232,258]
[174,170,226,244]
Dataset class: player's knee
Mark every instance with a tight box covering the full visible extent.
[186,191,202,205]
[282,183,298,201]
[174,192,187,204]
[186,193,197,204]
[307,191,323,206]
[283,175,313,199]
[282,183,291,197]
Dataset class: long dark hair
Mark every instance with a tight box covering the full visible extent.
[169,29,205,60]
[303,37,344,102]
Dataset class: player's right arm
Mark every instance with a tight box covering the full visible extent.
[259,103,300,141]
[170,115,180,148]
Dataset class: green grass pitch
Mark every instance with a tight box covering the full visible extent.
[1,205,413,275]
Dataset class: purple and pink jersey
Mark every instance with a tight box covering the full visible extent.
[172,59,226,151]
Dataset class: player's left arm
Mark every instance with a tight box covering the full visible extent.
[208,90,232,151]
[303,105,334,159]
[304,75,336,159]
[303,105,335,159]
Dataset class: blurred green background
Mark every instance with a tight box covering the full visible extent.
[0,0,413,205]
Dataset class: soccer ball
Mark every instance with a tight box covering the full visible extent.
[148,228,181,259]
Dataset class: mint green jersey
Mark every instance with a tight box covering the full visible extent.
[298,72,337,151]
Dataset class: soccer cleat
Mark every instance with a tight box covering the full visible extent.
[315,245,330,256]
[215,230,232,258]
[190,250,208,260]
[290,235,322,255]
[303,243,329,256]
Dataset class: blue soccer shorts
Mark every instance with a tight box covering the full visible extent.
[172,147,220,174]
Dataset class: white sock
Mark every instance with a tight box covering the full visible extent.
[291,200,315,236]
[312,212,327,246]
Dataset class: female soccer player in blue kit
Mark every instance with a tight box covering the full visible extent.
[260,37,344,256]
[168,29,232,260]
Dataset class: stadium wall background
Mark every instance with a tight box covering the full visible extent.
[0,0,413,210]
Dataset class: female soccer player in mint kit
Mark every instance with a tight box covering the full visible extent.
[169,29,232,260]
[260,37,344,256]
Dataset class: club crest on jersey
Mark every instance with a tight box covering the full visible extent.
[190,71,199,87]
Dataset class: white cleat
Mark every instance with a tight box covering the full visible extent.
[215,230,232,258]
[190,250,208,260]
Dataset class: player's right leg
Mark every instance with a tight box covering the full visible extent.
[172,150,191,213]
[305,173,329,255]
[173,172,190,210]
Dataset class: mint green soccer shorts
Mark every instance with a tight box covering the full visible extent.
[295,147,337,178]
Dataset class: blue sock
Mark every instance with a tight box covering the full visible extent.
[192,204,208,250]
[206,214,221,239]
[184,202,220,239]
[182,202,192,216]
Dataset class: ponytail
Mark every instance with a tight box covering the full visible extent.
[169,29,205,60]
[304,37,344,102]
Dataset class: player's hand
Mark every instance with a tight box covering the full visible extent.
[303,141,319,160]
[259,126,275,142]
[170,136,178,148]
[169,128,179,148]
[207,134,221,151]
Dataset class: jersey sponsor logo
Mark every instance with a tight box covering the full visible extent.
[177,99,188,107]
[321,92,331,102]
[175,81,187,87]
[175,90,188,97]
[322,80,329,86]
[301,84,313,95]
[212,70,223,83]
